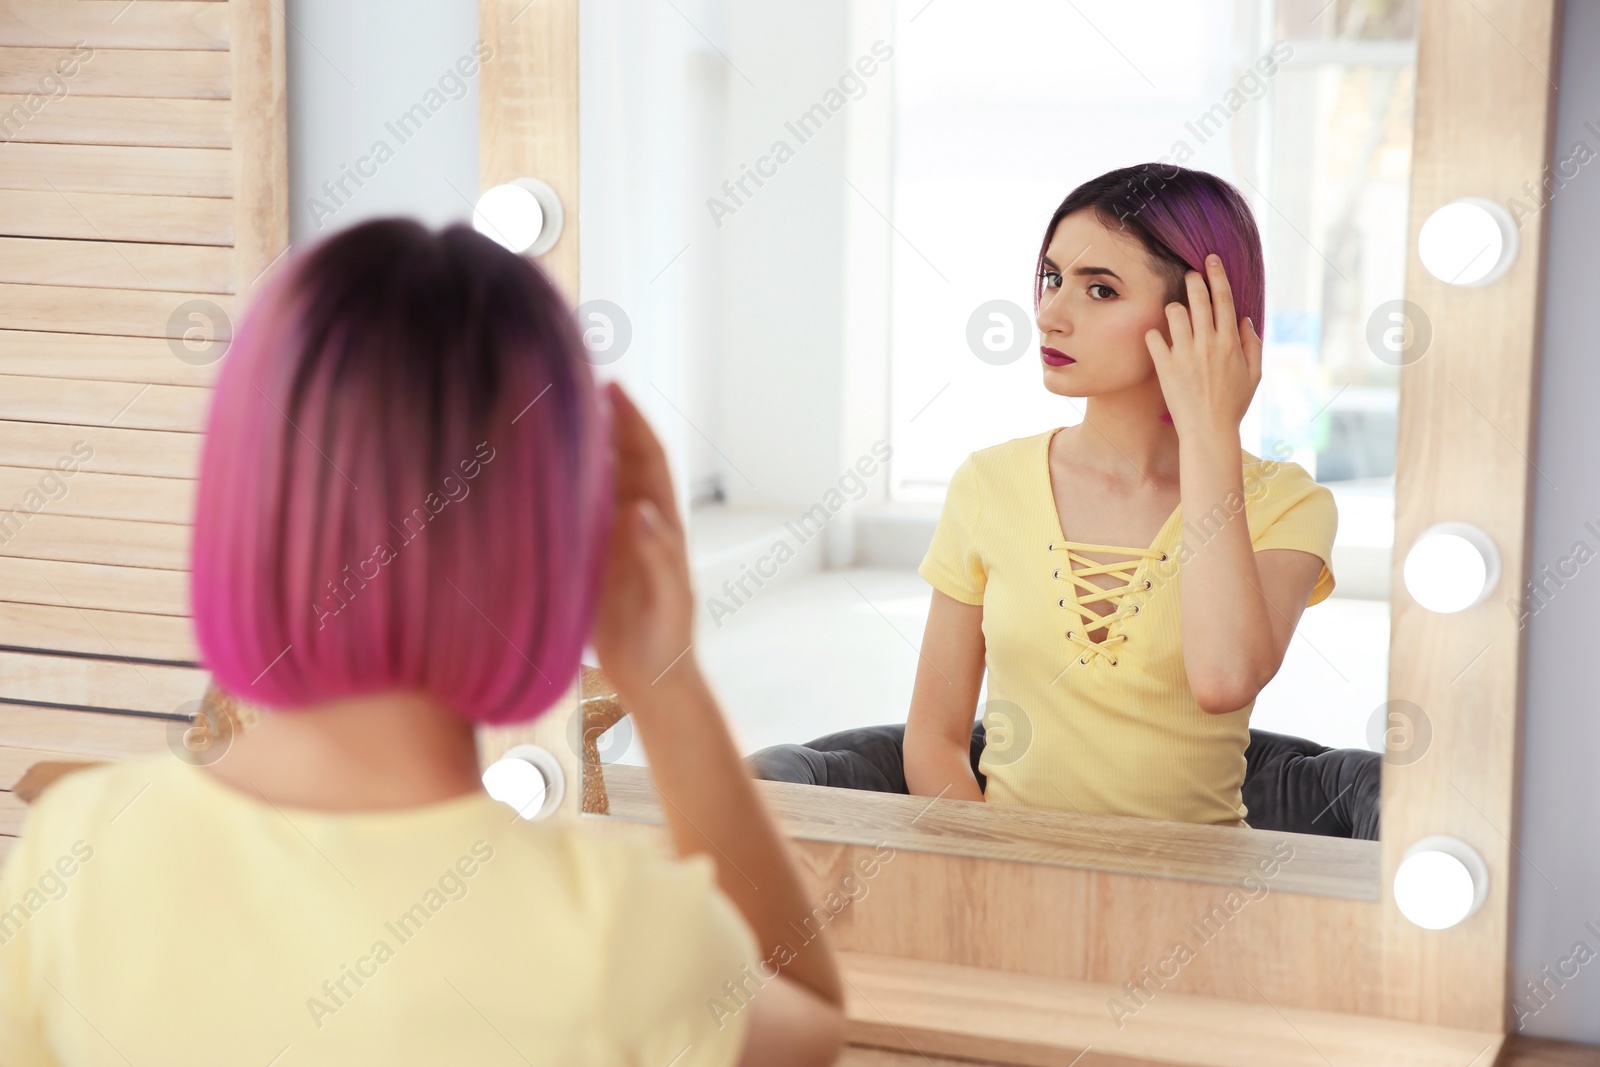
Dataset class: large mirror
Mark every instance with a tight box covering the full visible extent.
[572,0,1430,894]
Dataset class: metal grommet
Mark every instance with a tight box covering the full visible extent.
[1058,598,1068,608]
[1143,579,1153,590]
[1079,656,1089,665]
[1130,604,1141,616]
[1159,552,1169,562]
[1053,568,1061,579]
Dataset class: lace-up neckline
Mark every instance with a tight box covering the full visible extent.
[1042,427,1179,667]
[1048,541,1167,665]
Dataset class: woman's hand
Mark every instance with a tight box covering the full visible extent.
[589,381,699,701]
[1144,254,1262,440]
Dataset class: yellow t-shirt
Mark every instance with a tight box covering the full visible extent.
[918,428,1337,826]
[0,755,763,1066]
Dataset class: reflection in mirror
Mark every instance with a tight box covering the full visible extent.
[580,0,1421,871]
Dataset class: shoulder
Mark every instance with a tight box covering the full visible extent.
[951,429,1054,491]
[1241,450,1335,512]
[538,823,660,882]
[22,755,169,836]
[1238,450,1338,571]
[578,831,755,968]
[576,831,762,1049]
[932,431,1053,532]
[570,830,727,914]
[537,826,732,928]
[969,429,1053,469]
[0,756,164,897]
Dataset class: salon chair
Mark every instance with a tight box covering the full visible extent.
[746,721,1381,840]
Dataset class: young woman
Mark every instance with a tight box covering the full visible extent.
[0,220,844,1066]
[904,164,1337,827]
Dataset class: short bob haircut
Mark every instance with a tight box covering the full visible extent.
[1034,163,1265,330]
[191,219,614,725]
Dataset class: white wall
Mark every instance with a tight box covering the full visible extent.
[286,0,482,241]
[713,0,850,511]
[579,0,895,558]
[576,0,698,526]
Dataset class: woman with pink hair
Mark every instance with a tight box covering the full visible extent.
[0,219,844,1066]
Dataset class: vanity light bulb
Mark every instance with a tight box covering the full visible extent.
[1416,198,1518,287]
[482,756,545,817]
[473,183,545,254]
[1393,837,1488,930]
[1402,523,1499,613]
[471,177,565,257]
[482,744,565,820]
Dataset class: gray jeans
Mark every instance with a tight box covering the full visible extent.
[745,721,1381,840]
[747,721,986,794]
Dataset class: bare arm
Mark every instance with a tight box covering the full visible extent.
[591,382,844,1034]
[1176,430,1325,712]
[1147,257,1326,714]
[737,974,847,1067]
[625,666,844,1012]
[903,589,986,801]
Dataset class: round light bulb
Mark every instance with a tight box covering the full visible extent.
[472,183,545,254]
[1417,198,1518,287]
[1393,837,1488,930]
[1402,523,1499,613]
[481,744,564,820]
[482,756,546,817]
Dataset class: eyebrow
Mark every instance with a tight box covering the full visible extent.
[1041,257,1123,282]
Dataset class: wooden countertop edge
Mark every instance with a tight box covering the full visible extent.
[838,950,1503,1067]
[598,763,1381,901]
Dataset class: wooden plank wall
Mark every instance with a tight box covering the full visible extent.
[0,0,287,856]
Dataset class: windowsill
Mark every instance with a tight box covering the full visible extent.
[593,763,1381,901]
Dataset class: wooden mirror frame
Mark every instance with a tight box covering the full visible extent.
[478,0,1559,1060]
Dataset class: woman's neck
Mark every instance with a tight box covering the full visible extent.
[1067,389,1183,486]
[202,688,486,812]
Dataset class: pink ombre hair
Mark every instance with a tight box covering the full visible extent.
[190,219,614,725]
